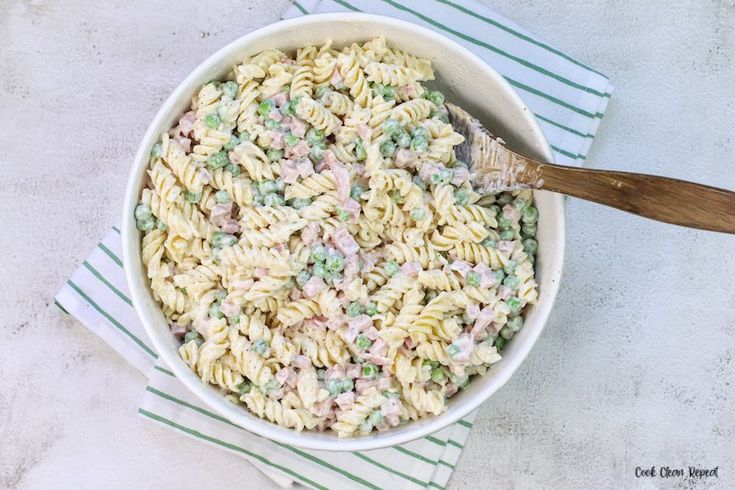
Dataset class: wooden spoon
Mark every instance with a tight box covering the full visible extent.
[446,102,735,234]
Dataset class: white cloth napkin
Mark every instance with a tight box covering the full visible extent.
[55,1,613,488]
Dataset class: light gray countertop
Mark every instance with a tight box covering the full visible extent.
[1,0,733,488]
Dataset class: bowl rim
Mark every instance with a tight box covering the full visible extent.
[122,11,565,451]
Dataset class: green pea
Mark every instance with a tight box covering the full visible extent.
[412,127,430,140]
[263,193,284,207]
[412,175,427,190]
[184,331,203,346]
[365,303,378,316]
[206,80,222,89]
[500,230,514,241]
[229,315,240,325]
[156,219,167,231]
[253,194,264,206]
[506,296,522,314]
[350,185,364,200]
[208,150,230,169]
[204,113,221,129]
[503,260,517,275]
[239,130,251,141]
[493,269,506,283]
[446,343,460,357]
[410,135,428,152]
[362,362,379,379]
[522,238,538,255]
[371,82,387,98]
[253,338,269,356]
[223,135,239,151]
[317,369,326,381]
[410,208,426,220]
[275,178,285,194]
[134,203,152,220]
[310,245,327,263]
[150,143,163,158]
[340,377,354,392]
[454,189,469,206]
[315,86,330,99]
[264,118,280,130]
[395,130,412,149]
[326,379,343,396]
[224,163,241,177]
[296,270,311,288]
[521,222,537,237]
[310,142,326,161]
[513,198,529,211]
[212,233,237,247]
[215,290,227,301]
[257,180,277,195]
[497,193,512,205]
[466,271,480,287]
[382,85,395,99]
[439,168,453,183]
[423,359,439,368]
[522,206,539,224]
[236,381,252,395]
[356,335,372,351]
[380,139,396,157]
[258,99,275,117]
[481,238,496,248]
[337,209,350,221]
[367,410,383,427]
[209,303,224,319]
[326,254,345,272]
[346,302,364,317]
[388,190,404,203]
[306,128,324,145]
[284,132,300,147]
[222,80,238,99]
[431,367,445,383]
[266,148,284,162]
[215,190,230,204]
[507,316,524,333]
[494,336,506,351]
[488,204,501,215]
[291,197,311,209]
[355,138,367,160]
[497,215,513,229]
[500,325,514,340]
[136,217,154,231]
[425,90,445,106]
[382,390,400,398]
[312,262,327,278]
[382,119,401,137]
[384,260,400,276]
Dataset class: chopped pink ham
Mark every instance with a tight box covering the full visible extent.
[324,365,345,382]
[360,252,378,273]
[334,392,355,410]
[377,376,393,391]
[331,69,344,86]
[269,109,283,122]
[331,227,359,256]
[295,158,314,177]
[502,204,520,222]
[325,316,345,331]
[282,117,307,137]
[445,382,459,397]
[345,364,361,378]
[198,168,211,185]
[472,263,497,288]
[340,198,361,224]
[210,202,233,228]
[293,355,312,369]
[394,149,416,168]
[361,326,379,341]
[451,166,471,186]
[272,91,289,107]
[301,223,320,245]
[280,159,301,184]
[268,131,285,150]
[380,398,402,426]
[329,163,351,201]
[498,285,512,300]
[220,300,240,318]
[403,337,415,349]
[286,140,310,159]
[178,111,196,136]
[343,254,360,282]
[490,321,504,335]
[399,83,417,99]
[497,241,515,254]
[362,352,390,366]
[289,287,302,301]
[228,150,241,164]
[174,136,191,152]
[418,161,440,182]
[357,123,372,141]
[170,323,188,339]
[451,334,475,363]
[473,306,496,333]
[344,314,372,343]
[322,149,339,167]
[400,261,421,277]
[220,218,239,234]
[312,399,334,417]
[466,303,481,321]
[355,379,378,394]
[369,338,387,357]
[302,276,327,298]
[276,367,297,388]
[449,260,473,278]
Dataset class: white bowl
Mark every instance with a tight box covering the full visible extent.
[122,12,565,451]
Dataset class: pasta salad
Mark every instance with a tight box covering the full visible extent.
[135,37,539,437]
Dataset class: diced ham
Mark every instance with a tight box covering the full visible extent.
[178,111,196,136]
[228,150,241,164]
[449,260,473,278]
[497,241,515,254]
[498,285,512,300]
[280,159,301,184]
[220,218,239,234]
[174,136,191,152]
[377,376,393,391]
[399,83,417,99]
[472,263,497,288]
[293,355,312,369]
[295,158,314,177]
[312,399,334,417]
[466,303,481,321]
[301,222,320,245]
[400,261,421,277]
[302,276,327,298]
[502,204,520,222]
[282,117,306,138]
[170,323,188,339]
[210,202,233,228]
[473,306,496,333]
[268,131,285,150]
[325,316,345,331]
[451,166,471,186]
[343,254,360,282]
[276,367,297,388]
[331,227,359,256]
[344,314,372,342]
[286,140,310,159]
[380,398,402,426]
[272,92,289,107]
[334,392,355,410]
[445,382,459,397]
[269,109,283,122]
[418,161,441,182]
[394,149,416,168]
[369,338,387,357]
[220,300,240,318]
[330,69,344,86]
[324,365,345,382]
[340,198,361,224]
[361,326,379,340]
[360,252,378,273]
[322,149,339,167]
[357,123,372,141]
[345,364,361,378]
[289,287,302,301]
[329,163,351,201]
[355,379,378,394]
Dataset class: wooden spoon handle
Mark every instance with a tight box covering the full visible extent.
[536,163,735,234]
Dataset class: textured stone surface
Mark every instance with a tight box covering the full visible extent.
[1,0,733,488]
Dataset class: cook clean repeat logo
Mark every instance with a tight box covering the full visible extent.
[635,466,720,480]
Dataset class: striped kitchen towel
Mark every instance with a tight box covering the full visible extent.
[55,1,613,488]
